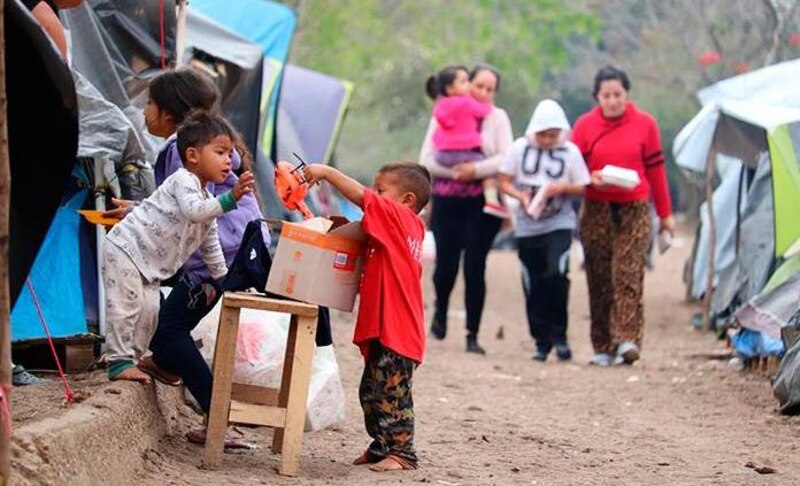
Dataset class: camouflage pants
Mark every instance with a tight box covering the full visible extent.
[359,341,418,466]
[580,200,651,354]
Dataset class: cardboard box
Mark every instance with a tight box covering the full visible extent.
[266,218,367,312]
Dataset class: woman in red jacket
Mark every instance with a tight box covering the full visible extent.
[572,65,675,366]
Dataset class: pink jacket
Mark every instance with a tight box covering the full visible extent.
[433,95,492,151]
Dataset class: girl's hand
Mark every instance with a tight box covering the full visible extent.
[452,162,477,181]
[659,215,676,236]
[302,164,330,186]
[102,198,136,219]
[233,171,255,200]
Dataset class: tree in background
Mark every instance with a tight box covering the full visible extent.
[286,0,598,181]
[556,0,800,212]
[286,0,800,210]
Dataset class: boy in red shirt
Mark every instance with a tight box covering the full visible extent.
[303,162,430,472]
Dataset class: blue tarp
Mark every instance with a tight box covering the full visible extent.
[189,0,296,61]
[11,189,89,341]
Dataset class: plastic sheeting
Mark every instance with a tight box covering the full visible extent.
[11,190,89,341]
[75,72,154,200]
[184,8,264,155]
[275,65,352,165]
[691,159,746,299]
[773,336,800,415]
[192,301,346,432]
[735,269,800,339]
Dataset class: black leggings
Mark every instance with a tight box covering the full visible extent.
[430,195,501,338]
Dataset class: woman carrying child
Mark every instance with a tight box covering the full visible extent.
[419,64,513,354]
[499,99,590,362]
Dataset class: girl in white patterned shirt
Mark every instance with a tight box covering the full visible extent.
[103,112,255,382]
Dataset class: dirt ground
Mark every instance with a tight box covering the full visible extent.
[15,225,800,485]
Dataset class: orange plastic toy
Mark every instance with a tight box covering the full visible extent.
[78,209,121,227]
[275,161,313,219]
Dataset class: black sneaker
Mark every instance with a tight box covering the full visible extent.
[555,344,572,362]
[466,337,486,355]
[532,350,548,362]
[430,318,447,340]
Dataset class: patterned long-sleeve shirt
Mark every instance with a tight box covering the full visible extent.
[107,168,229,283]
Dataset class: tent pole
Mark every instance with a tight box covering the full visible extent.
[702,150,716,332]
[0,0,12,480]
[93,161,107,347]
[175,0,187,64]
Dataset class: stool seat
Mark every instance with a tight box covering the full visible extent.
[203,292,318,476]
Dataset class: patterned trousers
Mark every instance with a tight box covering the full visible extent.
[102,241,160,366]
[359,341,418,466]
[580,200,651,354]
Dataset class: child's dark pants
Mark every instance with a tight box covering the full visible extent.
[517,229,572,353]
[150,274,220,413]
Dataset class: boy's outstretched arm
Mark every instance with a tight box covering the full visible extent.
[303,164,365,208]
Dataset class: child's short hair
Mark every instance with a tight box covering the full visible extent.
[176,112,237,164]
[149,69,220,123]
[377,162,431,213]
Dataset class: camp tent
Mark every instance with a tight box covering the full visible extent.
[674,59,800,339]
[6,0,78,320]
[10,0,353,343]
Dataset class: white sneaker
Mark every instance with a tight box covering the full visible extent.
[616,341,640,365]
[589,353,613,367]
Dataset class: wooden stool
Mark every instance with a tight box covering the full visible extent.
[203,292,318,476]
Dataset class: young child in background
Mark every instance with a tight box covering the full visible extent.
[498,99,590,362]
[425,65,508,218]
[103,112,255,382]
[303,162,430,472]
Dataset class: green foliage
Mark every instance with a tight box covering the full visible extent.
[287,0,599,181]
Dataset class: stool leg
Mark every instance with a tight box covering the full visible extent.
[202,304,240,470]
[272,314,299,454]
[276,314,317,476]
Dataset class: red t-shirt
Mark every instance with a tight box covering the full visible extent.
[354,190,426,363]
[571,102,672,218]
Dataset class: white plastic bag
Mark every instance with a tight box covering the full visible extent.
[192,300,346,431]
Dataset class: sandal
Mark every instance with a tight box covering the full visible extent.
[12,364,48,386]
[369,454,417,472]
[185,427,255,450]
[138,355,182,386]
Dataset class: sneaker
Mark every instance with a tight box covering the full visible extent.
[532,350,549,362]
[12,364,48,386]
[483,201,511,219]
[616,341,640,365]
[430,317,447,340]
[466,336,486,355]
[555,344,572,362]
[589,353,613,367]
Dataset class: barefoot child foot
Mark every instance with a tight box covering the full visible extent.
[110,365,152,385]
[353,450,379,465]
[369,455,417,472]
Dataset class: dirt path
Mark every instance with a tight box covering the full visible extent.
[139,227,800,485]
